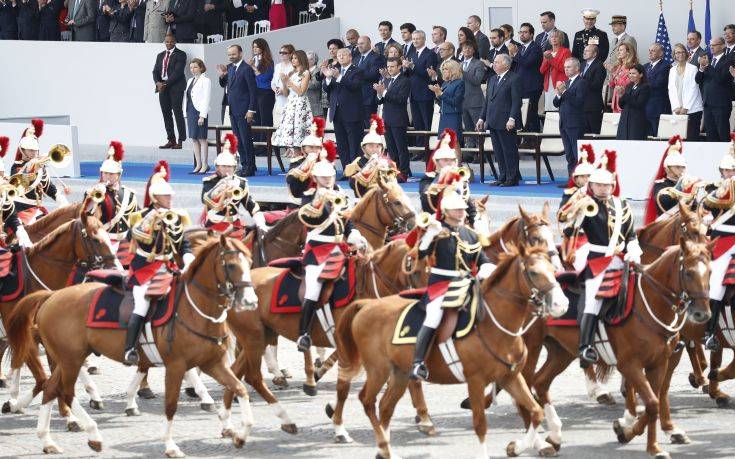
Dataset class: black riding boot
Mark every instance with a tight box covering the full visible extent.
[704,300,722,351]
[297,299,318,352]
[123,313,145,366]
[578,313,599,368]
[410,326,436,381]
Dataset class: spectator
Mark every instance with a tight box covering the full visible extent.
[272,50,313,157]
[315,38,342,116]
[580,44,606,134]
[725,24,735,56]
[164,0,198,44]
[153,34,187,149]
[477,53,522,187]
[431,59,465,143]
[696,37,734,142]
[107,0,131,42]
[539,30,571,112]
[511,22,543,133]
[484,28,508,78]
[456,26,475,60]
[249,38,275,155]
[355,35,385,127]
[266,0,286,31]
[535,11,569,51]
[431,25,446,55]
[466,14,489,60]
[95,0,109,41]
[644,43,671,136]
[403,29,438,158]
[553,57,587,178]
[344,27,358,54]
[399,22,415,56]
[127,0,145,42]
[376,57,410,180]
[606,15,636,69]
[571,9,608,62]
[17,0,39,39]
[608,42,638,112]
[500,23,519,49]
[686,30,706,65]
[0,0,20,40]
[183,58,211,173]
[306,50,325,118]
[461,42,485,153]
[374,20,395,55]
[384,42,402,60]
[240,1,261,36]
[66,0,95,40]
[143,0,167,43]
[38,0,62,40]
[218,44,258,176]
[199,0,224,38]
[668,43,703,141]
[616,63,651,140]
[272,43,294,123]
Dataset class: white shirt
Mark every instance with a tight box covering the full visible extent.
[272,61,294,107]
[614,32,627,42]
[649,59,661,70]
[414,46,425,58]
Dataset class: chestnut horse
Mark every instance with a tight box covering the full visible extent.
[6,235,258,457]
[332,244,569,458]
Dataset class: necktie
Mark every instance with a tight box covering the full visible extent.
[726,47,732,56]
[462,60,469,71]
[386,77,394,89]
[521,45,526,56]
[71,0,81,18]
[614,37,618,47]
[163,51,170,78]
[359,54,365,66]
[340,67,346,77]
[712,57,718,68]
[582,63,588,76]
[404,44,408,55]
[541,32,548,48]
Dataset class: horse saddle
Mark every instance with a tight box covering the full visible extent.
[85,269,173,299]
[269,258,357,314]
[392,288,479,345]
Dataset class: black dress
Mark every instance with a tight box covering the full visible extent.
[616,83,652,140]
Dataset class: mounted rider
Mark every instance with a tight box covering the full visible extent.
[643,136,692,226]
[295,153,368,352]
[408,172,495,381]
[701,134,735,351]
[84,141,139,252]
[557,144,595,271]
[569,150,642,366]
[344,114,401,196]
[201,134,267,234]
[286,117,328,205]
[0,136,33,249]
[123,161,194,366]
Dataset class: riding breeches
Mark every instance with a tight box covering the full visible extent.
[572,243,590,273]
[303,246,342,302]
[709,244,735,301]
[584,256,624,315]
[132,284,151,316]
[423,295,445,329]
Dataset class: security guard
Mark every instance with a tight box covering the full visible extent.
[572,9,609,61]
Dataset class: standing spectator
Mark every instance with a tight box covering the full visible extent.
[535,11,569,51]
[384,42,402,60]
[94,0,109,41]
[430,41,456,86]
[511,22,543,133]
[669,43,703,141]
[142,0,167,43]
[403,29,438,158]
[315,38,342,117]
[399,22,415,56]
[696,37,734,142]
[644,43,671,136]
[376,57,410,180]
[539,30,571,112]
[430,59,465,143]
[272,44,294,126]
[456,26,476,61]
[466,14,489,60]
[461,42,486,153]
[608,42,638,113]
[164,0,198,44]
[183,58,212,173]
[344,27,358,55]
[0,0,20,40]
[218,44,258,175]
[127,0,145,42]
[553,57,587,178]
[240,0,261,36]
[580,44,605,134]
[606,15,636,70]
[38,0,62,40]
[107,0,131,42]
[66,0,95,40]
[616,64,651,140]
[686,30,706,66]
[199,0,224,38]
[430,25,446,55]
[500,24,520,50]
[724,24,735,56]
[484,28,508,78]
[323,48,364,177]
[374,20,395,55]
[153,34,187,149]
[306,51,324,119]
[266,0,286,31]
[477,54,522,187]
[571,9,608,62]
[249,38,275,155]
[355,35,385,127]
[17,0,39,39]
[272,50,313,157]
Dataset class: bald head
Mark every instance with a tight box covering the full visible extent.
[357,35,372,54]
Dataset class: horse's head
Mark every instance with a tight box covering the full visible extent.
[679,202,707,242]
[74,211,120,269]
[518,203,562,271]
[376,178,416,231]
[679,238,715,324]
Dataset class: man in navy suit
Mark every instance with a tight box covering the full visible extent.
[486,28,509,78]
[553,57,588,181]
[403,29,438,159]
[164,0,198,44]
[644,43,672,136]
[374,20,397,55]
[696,37,735,142]
[218,44,258,176]
[399,22,416,57]
[580,44,605,134]
[512,23,543,132]
[477,54,523,187]
[323,48,365,178]
[535,11,570,51]
[355,35,387,128]
[376,57,411,180]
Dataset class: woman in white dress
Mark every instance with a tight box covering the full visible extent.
[272,44,295,121]
[272,50,314,157]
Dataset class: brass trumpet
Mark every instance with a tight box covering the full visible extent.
[0,184,18,199]
[48,144,72,167]
[457,166,471,180]
[416,211,433,229]
[230,186,244,201]
[583,199,598,217]
[161,210,178,225]
[8,173,30,189]
[89,187,106,203]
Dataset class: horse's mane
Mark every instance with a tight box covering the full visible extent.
[26,219,77,257]
[263,211,302,245]
[487,216,519,247]
[350,187,379,222]
[365,237,406,266]
[483,244,549,290]
[183,237,251,282]
[25,203,82,233]
[637,213,678,240]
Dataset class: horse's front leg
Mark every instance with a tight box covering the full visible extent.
[162,365,186,458]
[201,357,254,448]
[504,371,556,457]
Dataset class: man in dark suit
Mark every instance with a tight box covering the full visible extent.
[644,43,672,136]
[66,0,96,41]
[430,25,446,55]
[218,44,258,175]
[164,0,198,43]
[553,57,588,180]
[323,48,365,177]
[153,34,187,149]
[512,23,543,132]
[376,57,411,180]
[399,22,416,57]
[355,35,386,127]
[467,15,490,62]
[375,20,397,55]
[687,30,707,66]
[696,38,735,142]
[403,29,438,159]
[580,44,605,134]
[38,0,62,40]
[536,11,570,51]
[127,0,145,42]
[199,0,225,38]
[486,28,509,78]
[17,0,39,39]
[477,54,523,187]
[345,28,359,55]
[0,0,20,39]
[571,9,609,62]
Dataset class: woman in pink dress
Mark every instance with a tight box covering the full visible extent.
[268,0,287,30]
[606,42,639,113]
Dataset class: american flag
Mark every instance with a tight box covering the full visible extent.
[655,10,673,64]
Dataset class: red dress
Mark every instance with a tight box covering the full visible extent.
[609,66,630,113]
[269,0,287,30]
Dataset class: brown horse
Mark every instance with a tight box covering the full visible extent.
[23,202,85,242]
[524,239,712,458]
[637,203,706,265]
[331,244,569,458]
[349,180,416,249]
[6,235,259,457]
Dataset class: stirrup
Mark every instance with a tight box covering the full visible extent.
[123,348,139,367]
[579,346,599,365]
[673,340,686,353]
[704,333,721,352]
[296,334,312,353]
[409,361,429,381]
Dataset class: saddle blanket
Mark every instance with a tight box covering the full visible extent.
[116,240,134,267]
[0,251,25,302]
[392,295,478,345]
[719,304,735,347]
[270,258,356,314]
[547,272,635,327]
[86,279,177,329]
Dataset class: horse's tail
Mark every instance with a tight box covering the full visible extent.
[335,301,366,379]
[595,361,615,384]
[6,290,54,369]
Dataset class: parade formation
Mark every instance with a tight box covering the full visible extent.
[2,117,735,458]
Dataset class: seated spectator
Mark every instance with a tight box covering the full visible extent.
[108,0,132,42]
[608,42,638,113]
[616,64,651,140]
[668,43,703,140]
[539,30,570,112]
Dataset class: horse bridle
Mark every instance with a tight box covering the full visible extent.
[74,220,118,270]
[187,246,252,312]
[488,253,559,318]
[357,187,415,240]
[519,218,559,261]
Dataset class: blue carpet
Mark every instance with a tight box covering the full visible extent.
[80,162,563,198]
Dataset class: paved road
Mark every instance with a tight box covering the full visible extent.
[1,339,734,459]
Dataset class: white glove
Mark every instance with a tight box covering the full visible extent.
[473,215,490,238]
[15,225,33,249]
[624,239,642,264]
[252,212,269,232]
[419,221,442,251]
[56,193,69,206]
[347,229,367,249]
[477,262,496,280]
[181,252,196,273]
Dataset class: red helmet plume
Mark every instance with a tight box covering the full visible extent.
[0,136,9,158]
[31,118,44,138]
[370,114,385,136]
[313,116,326,138]
[322,140,337,162]
[108,141,124,162]
[223,133,238,154]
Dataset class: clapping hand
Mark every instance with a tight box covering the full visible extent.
[555,81,565,95]
[279,72,288,82]
[378,67,389,79]
[427,67,437,79]
[217,63,227,76]
[373,81,385,94]
[730,65,735,78]
[603,61,613,72]
[543,50,553,60]
[698,54,709,69]
[428,84,442,96]
[507,42,517,57]
[402,58,414,69]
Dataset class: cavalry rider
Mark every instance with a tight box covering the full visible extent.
[286,117,331,206]
[344,114,401,196]
[701,134,735,351]
[572,151,642,366]
[84,141,139,252]
[557,144,595,271]
[202,134,267,234]
[0,136,33,249]
[123,161,194,366]
[420,128,477,226]
[643,136,689,225]
[409,173,495,381]
[295,154,368,352]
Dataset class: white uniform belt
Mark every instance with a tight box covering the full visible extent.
[713,224,735,233]
[135,248,173,261]
[13,196,40,206]
[430,267,466,277]
[108,230,128,239]
[308,234,343,243]
[587,242,624,254]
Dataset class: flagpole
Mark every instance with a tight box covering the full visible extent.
[659,0,663,13]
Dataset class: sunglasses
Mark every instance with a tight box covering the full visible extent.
[279,51,291,55]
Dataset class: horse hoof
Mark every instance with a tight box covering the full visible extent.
[506,441,519,457]
[612,420,630,444]
[42,445,63,454]
[165,447,185,458]
[670,432,690,444]
[315,358,323,368]
[417,423,436,436]
[125,407,141,417]
[716,396,730,408]
[281,423,298,435]
[89,400,104,411]
[200,403,215,412]
[688,373,700,388]
[335,434,353,444]
[87,440,103,452]
[459,397,471,410]
[0,378,6,389]
[303,384,317,396]
[538,445,557,457]
[232,435,245,448]
[221,428,234,438]
[596,393,616,405]
[185,387,200,400]
[325,403,335,419]
[67,421,81,432]
[654,452,671,459]
[87,366,100,375]
[137,388,156,399]
[281,369,292,379]
[272,377,288,389]
[545,436,561,452]
[314,371,323,383]
[2,401,10,414]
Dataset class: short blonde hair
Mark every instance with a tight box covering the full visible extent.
[440,59,462,81]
